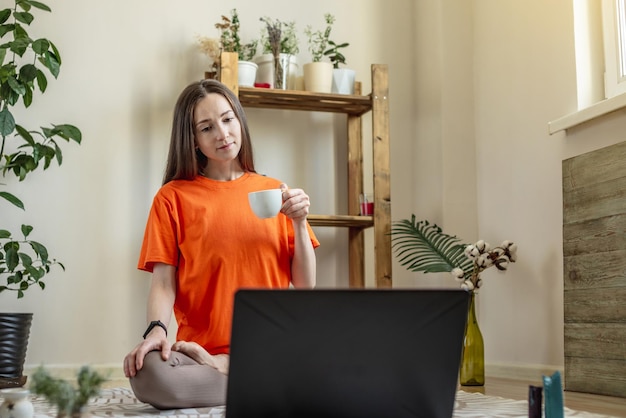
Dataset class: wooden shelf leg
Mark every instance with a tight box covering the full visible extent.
[372,64,392,288]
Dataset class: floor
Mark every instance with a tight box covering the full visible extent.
[106,376,626,417]
[461,376,626,417]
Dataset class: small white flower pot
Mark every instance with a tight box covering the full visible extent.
[237,61,258,87]
[332,68,356,95]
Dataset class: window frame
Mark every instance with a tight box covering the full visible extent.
[602,0,626,98]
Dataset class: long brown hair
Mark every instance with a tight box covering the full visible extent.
[162,79,256,185]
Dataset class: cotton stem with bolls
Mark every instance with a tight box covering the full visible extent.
[390,217,519,292]
[450,240,518,292]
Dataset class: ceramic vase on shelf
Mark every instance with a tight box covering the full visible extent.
[237,61,258,87]
[331,68,356,94]
[0,388,34,418]
[254,53,298,89]
[459,291,485,386]
[303,61,333,93]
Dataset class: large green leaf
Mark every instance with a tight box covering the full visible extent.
[40,48,59,77]
[0,24,14,38]
[44,124,82,144]
[0,191,24,209]
[18,251,33,267]
[23,1,51,12]
[9,36,30,57]
[7,75,26,95]
[0,106,16,136]
[391,216,474,277]
[0,9,11,25]
[31,38,49,55]
[19,63,37,82]
[20,224,33,237]
[21,82,32,107]
[29,240,48,261]
[5,245,18,270]
[15,124,35,145]
[13,11,33,25]
[35,67,47,92]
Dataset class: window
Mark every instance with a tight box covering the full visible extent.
[602,0,626,98]
[548,1,626,133]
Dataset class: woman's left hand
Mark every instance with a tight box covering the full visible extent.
[280,184,310,222]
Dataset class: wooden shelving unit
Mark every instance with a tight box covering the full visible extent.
[219,54,392,288]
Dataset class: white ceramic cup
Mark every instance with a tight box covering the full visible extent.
[248,189,283,219]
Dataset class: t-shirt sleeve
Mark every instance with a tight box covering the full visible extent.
[137,193,179,273]
[308,222,320,249]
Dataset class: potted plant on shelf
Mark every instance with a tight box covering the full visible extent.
[0,0,82,389]
[257,17,299,90]
[324,39,355,94]
[303,13,335,93]
[215,9,258,87]
[196,35,221,80]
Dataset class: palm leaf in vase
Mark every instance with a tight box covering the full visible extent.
[390,215,474,278]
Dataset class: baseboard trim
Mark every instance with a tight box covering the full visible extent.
[486,362,564,382]
[24,363,126,384]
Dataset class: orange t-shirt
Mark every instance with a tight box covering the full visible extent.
[137,173,320,354]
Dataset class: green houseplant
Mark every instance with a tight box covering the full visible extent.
[324,40,348,69]
[259,18,298,56]
[324,38,355,94]
[303,13,335,93]
[390,215,518,386]
[215,8,258,87]
[30,365,106,417]
[304,13,335,63]
[0,0,82,389]
[258,17,299,89]
[215,9,257,62]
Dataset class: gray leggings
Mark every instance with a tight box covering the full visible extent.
[129,350,228,410]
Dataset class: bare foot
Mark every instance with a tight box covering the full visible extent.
[171,341,230,375]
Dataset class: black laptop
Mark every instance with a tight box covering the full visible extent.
[225,289,470,418]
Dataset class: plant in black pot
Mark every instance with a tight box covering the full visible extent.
[0,0,82,389]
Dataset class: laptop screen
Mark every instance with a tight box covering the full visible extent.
[226,289,470,418]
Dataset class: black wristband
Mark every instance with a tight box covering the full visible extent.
[143,320,167,339]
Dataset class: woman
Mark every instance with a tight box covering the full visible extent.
[123,79,319,409]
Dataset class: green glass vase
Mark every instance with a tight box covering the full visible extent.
[460,291,485,386]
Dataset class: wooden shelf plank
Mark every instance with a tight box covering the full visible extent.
[307,214,374,228]
[238,87,372,116]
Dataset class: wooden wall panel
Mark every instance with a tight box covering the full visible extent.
[563,140,626,398]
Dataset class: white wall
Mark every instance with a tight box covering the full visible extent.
[411,0,624,378]
[472,0,624,375]
[1,0,415,371]
[2,0,622,382]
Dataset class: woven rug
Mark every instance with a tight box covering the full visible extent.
[28,387,616,418]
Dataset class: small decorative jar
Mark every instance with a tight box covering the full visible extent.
[0,388,34,418]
